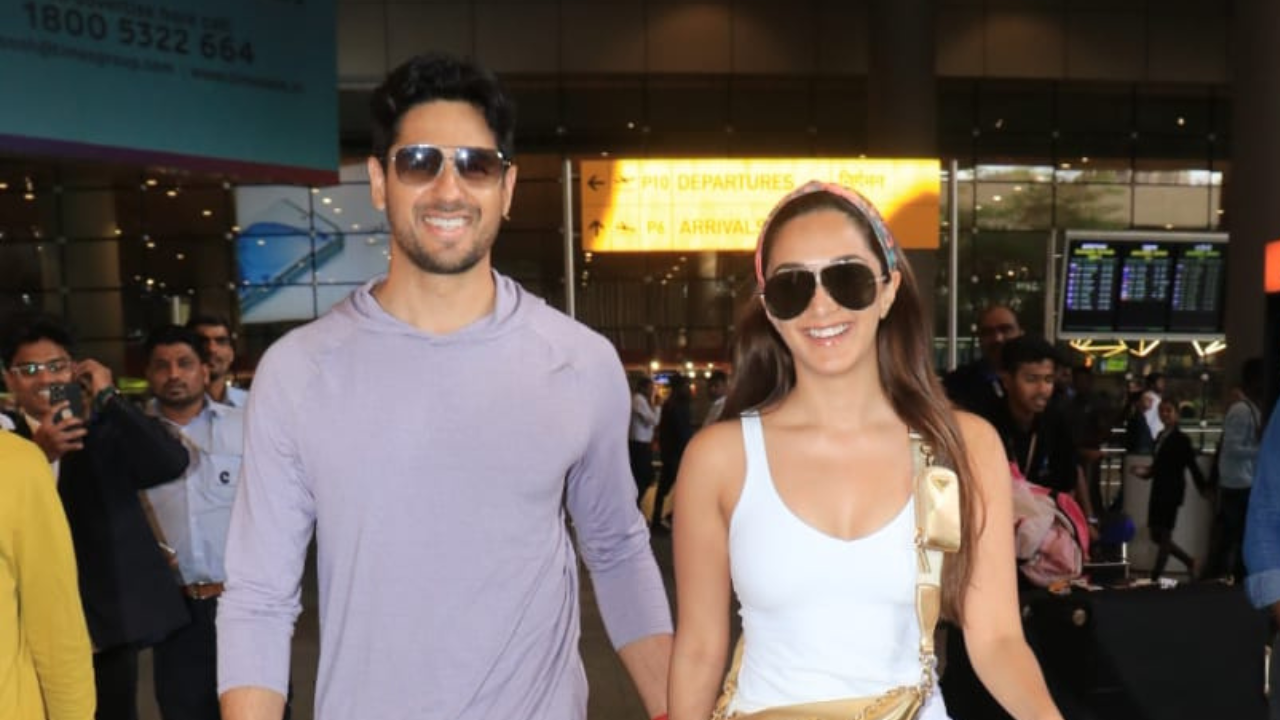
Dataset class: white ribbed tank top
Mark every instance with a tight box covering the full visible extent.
[727,414,949,719]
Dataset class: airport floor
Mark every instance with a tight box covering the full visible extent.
[137,531,679,720]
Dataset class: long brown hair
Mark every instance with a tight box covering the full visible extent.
[720,188,984,622]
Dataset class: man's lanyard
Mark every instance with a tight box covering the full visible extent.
[1021,431,1038,479]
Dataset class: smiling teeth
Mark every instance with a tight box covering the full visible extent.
[807,324,848,339]
[425,216,466,230]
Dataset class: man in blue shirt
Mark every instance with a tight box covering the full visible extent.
[1245,400,1280,720]
[143,325,249,720]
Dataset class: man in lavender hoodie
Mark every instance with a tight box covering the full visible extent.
[217,53,673,720]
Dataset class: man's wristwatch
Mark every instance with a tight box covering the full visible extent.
[93,385,119,414]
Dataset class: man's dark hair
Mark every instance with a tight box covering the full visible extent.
[709,370,728,385]
[370,53,517,165]
[145,324,210,365]
[635,376,653,394]
[1000,335,1058,374]
[1144,372,1164,390]
[1,312,75,367]
[186,314,233,336]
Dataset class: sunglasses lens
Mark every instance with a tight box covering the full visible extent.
[392,145,507,186]
[763,271,817,320]
[394,146,444,184]
[822,263,880,311]
[454,148,506,184]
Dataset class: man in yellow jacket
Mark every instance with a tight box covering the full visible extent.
[0,430,94,719]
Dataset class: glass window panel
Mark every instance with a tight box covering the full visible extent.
[142,185,231,236]
[1053,159,1132,184]
[0,241,61,291]
[562,78,645,132]
[959,231,1050,337]
[1055,184,1132,228]
[814,78,867,145]
[729,78,812,132]
[0,292,62,324]
[65,240,124,289]
[975,131,1053,159]
[235,232,318,288]
[0,191,56,240]
[647,78,730,132]
[1058,84,1134,134]
[59,189,143,238]
[310,183,381,236]
[978,82,1054,133]
[974,181,1053,230]
[1136,90,1210,135]
[314,232,390,285]
[975,165,1054,183]
[1133,186,1211,229]
[1135,133,1212,162]
[503,77,562,136]
[128,236,233,294]
[1056,135,1134,173]
[238,285,317,325]
[505,177,562,230]
[66,290,125,340]
[233,187,316,235]
[1134,163,1218,185]
[955,180,976,229]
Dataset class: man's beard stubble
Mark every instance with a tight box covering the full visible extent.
[390,202,497,276]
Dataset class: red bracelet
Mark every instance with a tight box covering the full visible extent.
[651,715,668,720]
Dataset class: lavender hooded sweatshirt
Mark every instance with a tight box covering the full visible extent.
[216,273,671,720]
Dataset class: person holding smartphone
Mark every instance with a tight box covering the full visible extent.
[1,313,191,720]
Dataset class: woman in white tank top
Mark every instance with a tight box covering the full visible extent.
[667,182,1064,720]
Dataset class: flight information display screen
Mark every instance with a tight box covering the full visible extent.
[1059,232,1227,339]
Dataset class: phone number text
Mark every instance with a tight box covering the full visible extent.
[21,1,255,64]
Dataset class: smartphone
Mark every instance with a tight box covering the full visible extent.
[48,382,85,424]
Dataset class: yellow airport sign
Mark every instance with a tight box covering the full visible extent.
[579,158,940,253]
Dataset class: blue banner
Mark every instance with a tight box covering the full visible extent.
[0,0,337,183]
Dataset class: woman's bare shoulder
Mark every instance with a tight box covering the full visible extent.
[951,409,1004,456]
[688,417,746,459]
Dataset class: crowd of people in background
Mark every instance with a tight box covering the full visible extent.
[1,49,1276,720]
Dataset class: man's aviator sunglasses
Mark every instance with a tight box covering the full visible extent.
[761,259,887,320]
[391,144,510,187]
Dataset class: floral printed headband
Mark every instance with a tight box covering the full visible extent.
[753,180,899,288]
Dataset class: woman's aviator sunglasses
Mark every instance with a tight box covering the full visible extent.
[391,144,510,187]
[761,259,887,320]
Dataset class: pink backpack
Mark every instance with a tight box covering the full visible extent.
[1009,463,1089,587]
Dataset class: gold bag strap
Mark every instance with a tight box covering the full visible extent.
[712,433,958,716]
